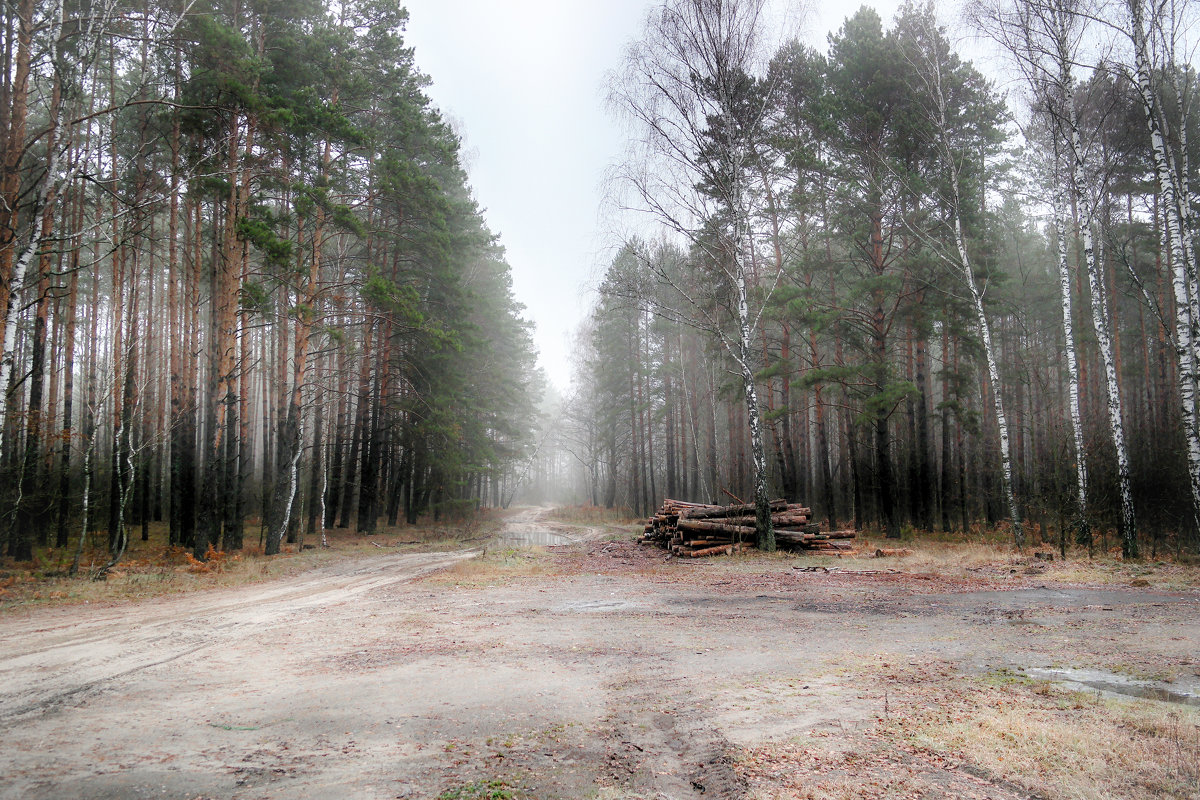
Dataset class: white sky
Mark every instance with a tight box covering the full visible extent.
[400,0,926,391]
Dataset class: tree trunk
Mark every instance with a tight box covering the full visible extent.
[1052,186,1090,545]
[1128,0,1200,539]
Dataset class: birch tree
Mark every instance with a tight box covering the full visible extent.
[1052,0,1138,558]
[902,6,1024,545]
[978,0,1139,556]
[976,0,1091,546]
[1049,138,1091,548]
[610,0,789,549]
[1123,0,1200,538]
[0,0,113,455]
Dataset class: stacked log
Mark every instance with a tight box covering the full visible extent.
[640,499,856,557]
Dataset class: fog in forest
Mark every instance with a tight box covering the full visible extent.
[1,0,1199,571]
[6,3,1200,799]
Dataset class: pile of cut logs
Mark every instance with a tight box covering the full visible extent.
[640,498,856,557]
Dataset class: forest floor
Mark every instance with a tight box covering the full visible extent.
[1,508,1199,800]
[0,513,503,610]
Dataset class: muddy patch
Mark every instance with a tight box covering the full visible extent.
[500,528,576,547]
[497,506,582,548]
[602,670,747,799]
[1026,666,1200,707]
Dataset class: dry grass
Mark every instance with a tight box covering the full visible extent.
[0,513,503,613]
[739,659,1200,800]
[878,661,1198,800]
[901,680,1200,799]
[422,545,564,588]
[543,504,637,526]
[775,536,1200,590]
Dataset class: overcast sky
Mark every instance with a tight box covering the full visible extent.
[400,0,917,391]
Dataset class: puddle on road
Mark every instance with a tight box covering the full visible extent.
[1026,667,1200,708]
[498,527,575,547]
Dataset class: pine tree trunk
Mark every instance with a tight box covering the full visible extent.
[56,254,78,549]
[0,0,35,361]
[15,152,59,554]
[339,322,371,529]
[306,380,325,538]
[167,95,184,547]
[325,346,348,527]
[940,324,953,532]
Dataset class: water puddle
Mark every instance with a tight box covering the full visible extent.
[498,526,575,547]
[1026,667,1200,708]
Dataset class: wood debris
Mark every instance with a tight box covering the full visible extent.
[873,547,912,558]
[640,498,856,557]
[792,566,899,575]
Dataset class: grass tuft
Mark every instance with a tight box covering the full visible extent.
[437,779,516,799]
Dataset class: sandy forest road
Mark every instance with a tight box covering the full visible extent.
[0,548,480,724]
[1,510,1198,799]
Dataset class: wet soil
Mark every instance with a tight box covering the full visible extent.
[1,510,1197,799]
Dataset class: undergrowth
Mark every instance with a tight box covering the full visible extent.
[0,512,504,612]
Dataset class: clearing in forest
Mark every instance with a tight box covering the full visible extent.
[1,509,1198,800]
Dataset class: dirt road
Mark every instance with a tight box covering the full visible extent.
[2,512,1198,799]
[0,549,479,723]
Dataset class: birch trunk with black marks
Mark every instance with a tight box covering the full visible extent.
[953,213,1021,546]
[913,22,1021,544]
[1052,189,1090,546]
[1127,0,1200,537]
[728,103,774,551]
[1064,96,1138,557]
[734,256,775,551]
[1017,0,1141,556]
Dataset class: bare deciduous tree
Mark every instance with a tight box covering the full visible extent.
[609,0,791,549]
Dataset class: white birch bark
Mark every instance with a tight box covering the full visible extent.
[1052,190,1090,541]
[952,213,1021,544]
[269,373,306,553]
[714,122,776,548]
[1050,10,1138,556]
[319,435,329,548]
[613,0,778,548]
[275,415,304,550]
[912,21,1022,544]
[70,429,94,577]
[0,0,66,453]
[734,254,775,550]
[0,237,42,448]
[1076,205,1137,555]
[981,0,1140,552]
[1127,0,1200,535]
[0,0,163,453]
